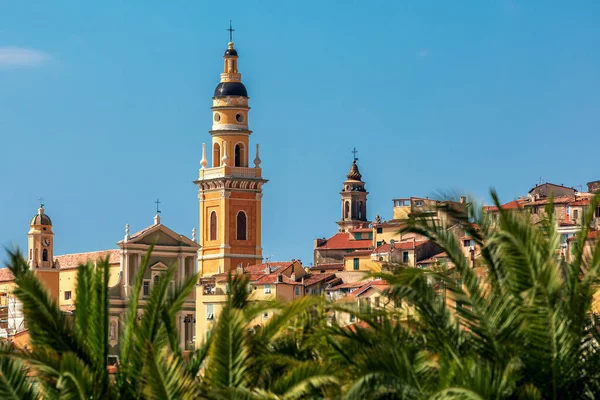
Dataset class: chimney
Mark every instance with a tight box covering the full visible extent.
[460,196,466,204]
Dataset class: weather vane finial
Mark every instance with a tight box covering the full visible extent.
[227,20,235,42]
[38,196,44,208]
[155,199,161,214]
[352,147,359,163]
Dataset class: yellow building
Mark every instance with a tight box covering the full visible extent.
[194,38,266,277]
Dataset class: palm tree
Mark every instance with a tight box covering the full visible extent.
[327,191,600,399]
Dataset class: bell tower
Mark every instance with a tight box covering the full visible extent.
[194,33,267,276]
[27,202,60,299]
[337,152,369,232]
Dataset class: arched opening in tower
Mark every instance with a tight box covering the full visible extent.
[234,143,245,167]
[236,211,247,240]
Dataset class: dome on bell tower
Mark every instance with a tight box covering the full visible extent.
[30,206,52,226]
[346,160,363,181]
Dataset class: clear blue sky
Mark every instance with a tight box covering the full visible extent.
[1,1,599,266]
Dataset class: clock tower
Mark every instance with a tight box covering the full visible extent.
[27,204,60,298]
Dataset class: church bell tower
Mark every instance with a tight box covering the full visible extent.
[194,33,267,276]
[27,202,60,299]
[337,153,369,232]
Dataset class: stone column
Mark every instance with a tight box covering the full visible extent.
[122,250,129,298]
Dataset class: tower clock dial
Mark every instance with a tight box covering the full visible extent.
[42,238,51,247]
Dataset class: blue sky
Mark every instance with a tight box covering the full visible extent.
[1,1,599,265]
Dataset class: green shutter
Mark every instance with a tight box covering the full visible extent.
[353,258,360,270]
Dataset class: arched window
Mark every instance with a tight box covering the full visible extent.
[234,143,245,167]
[236,211,247,240]
[359,201,363,219]
[210,211,218,241]
[345,201,350,219]
[213,143,221,167]
[42,249,48,262]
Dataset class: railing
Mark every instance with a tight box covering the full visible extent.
[198,166,261,181]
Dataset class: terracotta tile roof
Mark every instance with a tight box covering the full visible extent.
[567,230,599,242]
[417,251,449,265]
[316,232,373,250]
[55,250,120,270]
[483,199,527,212]
[245,262,294,274]
[569,198,592,206]
[354,280,390,297]
[526,196,577,206]
[0,268,14,282]
[60,305,76,313]
[327,281,366,290]
[372,240,428,254]
[334,293,356,304]
[303,273,335,286]
[559,220,578,227]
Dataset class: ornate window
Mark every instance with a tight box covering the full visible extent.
[213,143,221,167]
[236,211,247,240]
[42,249,48,262]
[234,143,245,167]
[210,211,218,241]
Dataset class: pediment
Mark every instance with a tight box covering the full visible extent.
[151,261,169,271]
[123,224,199,248]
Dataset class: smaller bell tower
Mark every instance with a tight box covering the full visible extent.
[27,201,60,299]
[337,149,369,232]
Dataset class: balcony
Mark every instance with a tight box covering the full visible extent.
[198,166,262,181]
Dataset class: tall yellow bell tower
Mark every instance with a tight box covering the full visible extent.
[27,203,60,299]
[194,35,267,276]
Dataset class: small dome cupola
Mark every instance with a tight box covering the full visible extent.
[346,160,363,181]
[30,205,52,226]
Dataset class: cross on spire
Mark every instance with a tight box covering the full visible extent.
[155,199,161,214]
[38,196,44,207]
[227,20,235,42]
[352,147,359,163]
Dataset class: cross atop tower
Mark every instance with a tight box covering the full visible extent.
[38,196,44,208]
[227,20,235,42]
[352,147,359,163]
[155,199,161,214]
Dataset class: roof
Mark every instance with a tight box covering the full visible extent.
[527,196,579,207]
[0,268,14,283]
[483,199,527,212]
[54,250,120,270]
[245,261,295,274]
[316,232,372,251]
[567,230,599,242]
[372,240,428,254]
[327,281,365,291]
[310,264,344,272]
[303,273,335,286]
[569,198,591,206]
[528,182,577,194]
[214,81,248,98]
[347,249,373,256]
[346,160,363,181]
[417,251,449,265]
[353,280,390,297]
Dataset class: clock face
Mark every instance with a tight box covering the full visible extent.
[42,238,51,247]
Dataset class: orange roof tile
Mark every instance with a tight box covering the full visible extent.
[303,273,335,286]
[245,262,294,274]
[350,227,373,233]
[417,251,449,265]
[55,250,120,270]
[316,232,372,251]
[353,280,390,297]
[0,268,14,282]
[327,281,365,290]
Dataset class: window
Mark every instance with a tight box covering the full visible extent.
[295,286,300,295]
[463,239,472,248]
[349,314,356,322]
[376,227,383,234]
[264,284,271,294]
[376,241,382,247]
[415,201,423,207]
[206,304,214,320]
[345,201,350,219]
[353,258,360,270]
[236,211,247,240]
[374,296,380,308]
[210,211,218,241]
[29,249,32,260]
[42,249,48,262]
[402,251,409,263]
[573,209,579,221]
[358,201,363,219]
[154,275,160,284]
[213,143,221,167]
[143,281,150,297]
[64,291,72,301]
[234,143,245,167]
